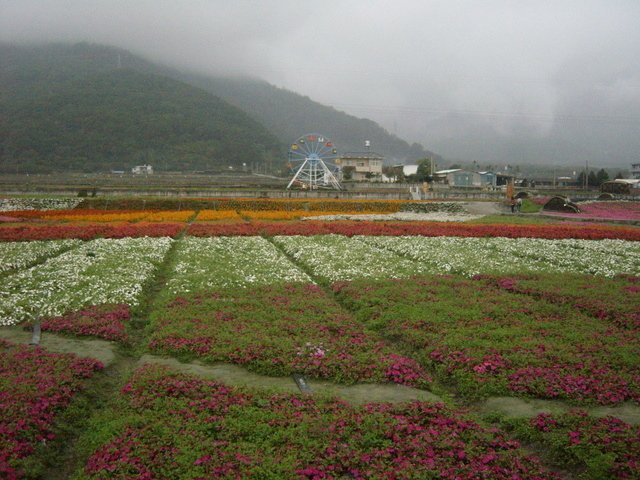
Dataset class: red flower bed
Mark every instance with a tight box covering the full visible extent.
[188,221,640,240]
[82,365,558,479]
[39,304,131,342]
[0,222,183,241]
[0,340,103,479]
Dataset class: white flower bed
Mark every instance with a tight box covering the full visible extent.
[0,197,82,212]
[357,236,640,277]
[272,235,429,282]
[0,240,82,273]
[165,236,311,294]
[0,237,172,325]
[302,212,482,222]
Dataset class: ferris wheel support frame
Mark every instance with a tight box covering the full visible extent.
[286,156,342,190]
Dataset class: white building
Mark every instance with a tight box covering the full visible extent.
[132,164,153,175]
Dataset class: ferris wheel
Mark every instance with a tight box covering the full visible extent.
[286,133,342,190]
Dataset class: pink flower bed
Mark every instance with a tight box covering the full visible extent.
[148,284,430,387]
[81,365,558,479]
[545,201,640,221]
[39,304,131,342]
[334,275,640,404]
[0,339,103,479]
[519,410,640,479]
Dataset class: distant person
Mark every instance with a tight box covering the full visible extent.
[510,197,516,213]
[516,197,523,212]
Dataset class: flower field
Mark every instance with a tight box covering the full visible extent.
[165,236,310,294]
[1,196,639,479]
[0,339,103,479]
[0,239,80,273]
[0,237,172,325]
[476,273,640,330]
[149,283,429,386]
[504,410,640,479]
[333,275,640,405]
[187,220,640,240]
[357,236,640,277]
[76,365,557,480]
[272,234,430,281]
[545,201,640,222]
[0,197,82,212]
[195,209,242,221]
[39,304,131,342]
[0,222,183,241]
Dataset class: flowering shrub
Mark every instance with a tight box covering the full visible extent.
[80,365,557,479]
[187,220,640,240]
[0,237,172,325]
[165,236,310,294]
[506,410,640,479]
[0,239,80,273]
[38,304,131,342]
[0,197,82,212]
[0,339,103,478]
[149,283,429,386]
[333,275,640,404]
[0,223,183,241]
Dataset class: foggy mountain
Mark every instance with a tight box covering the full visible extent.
[1,1,639,170]
[0,43,439,173]
[0,43,283,173]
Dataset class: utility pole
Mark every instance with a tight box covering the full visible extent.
[584,160,589,189]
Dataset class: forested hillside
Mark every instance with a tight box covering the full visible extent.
[0,43,438,173]
[0,44,282,173]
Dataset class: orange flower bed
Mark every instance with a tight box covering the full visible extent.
[241,210,355,220]
[144,210,195,222]
[195,210,241,221]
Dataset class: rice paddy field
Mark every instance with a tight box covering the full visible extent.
[1,196,639,479]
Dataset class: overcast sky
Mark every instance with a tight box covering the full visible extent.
[2,0,639,165]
